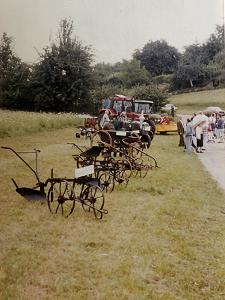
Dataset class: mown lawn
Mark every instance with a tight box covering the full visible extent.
[169,88,225,114]
[1,127,225,299]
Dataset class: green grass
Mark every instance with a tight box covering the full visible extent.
[0,109,83,138]
[1,128,225,299]
[169,88,225,114]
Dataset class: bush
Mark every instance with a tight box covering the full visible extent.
[129,84,168,112]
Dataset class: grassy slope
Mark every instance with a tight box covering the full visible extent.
[1,128,225,299]
[0,109,83,138]
[169,88,225,114]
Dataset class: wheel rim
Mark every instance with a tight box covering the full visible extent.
[136,158,149,178]
[47,181,75,218]
[91,130,112,147]
[81,185,105,219]
[99,171,115,193]
[115,159,132,185]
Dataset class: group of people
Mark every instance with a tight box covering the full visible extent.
[100,109,128,130]
[178,112,225,154]
[100,109,156,133]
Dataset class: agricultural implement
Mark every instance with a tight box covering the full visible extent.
[72,128,158,186]
[70,143,132,193]
[89,129,158,168]
[2,146,108,219]
[1,146,46,201]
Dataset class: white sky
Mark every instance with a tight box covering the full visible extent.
[0,0,223,64]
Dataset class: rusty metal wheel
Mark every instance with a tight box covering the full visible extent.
[134,158,149,178]
[114,159,132,186]
[47,180,75,218]
[81,185,105,219]
[91,130,112,147]
[99,171,115,193]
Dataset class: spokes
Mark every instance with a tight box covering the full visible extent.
[47,181,75,218]
[81,185,105,219]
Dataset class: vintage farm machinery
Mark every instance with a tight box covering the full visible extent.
[2,146,108,219]
[2,126,158,220]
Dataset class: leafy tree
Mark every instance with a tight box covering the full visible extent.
[0,32,31,109]
[93,59,151,88]
[30,19,94,112]
[205,50,225,86]
[171,44,208,89]
[130,84,168,112]
[93,62,114,86]
[201,25,224,64]
[115,59,151,88]
[134,40,181,76]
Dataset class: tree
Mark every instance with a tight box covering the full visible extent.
[30,18,94,112]
[205,50,225,86]
[93,59,151,88]
[116,59,151,88]
[171,44,207,89]
[130,84,168,112]
[93,62,114,86]
[134,40,180,76]
[201,25,224,64]
[0,32,31,109]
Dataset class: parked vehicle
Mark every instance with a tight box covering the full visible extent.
[155,115,177,134]
[99,94,154,121]
[161,103,178,114]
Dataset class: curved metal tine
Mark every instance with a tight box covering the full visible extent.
[128,144,159,168]
[67,143,84,153]
[55,203,60,214]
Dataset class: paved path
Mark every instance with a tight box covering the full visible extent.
[197,141,225,192]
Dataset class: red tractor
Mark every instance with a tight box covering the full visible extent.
[98,94,153,122]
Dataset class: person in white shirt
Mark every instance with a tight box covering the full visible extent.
[100,109,110,129]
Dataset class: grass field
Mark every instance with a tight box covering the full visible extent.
[169,88,225,115]
[1,127,225,299]
[0,109,83,138]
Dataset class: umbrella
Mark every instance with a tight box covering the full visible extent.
[192,114,208,128]
[203,106,225,115]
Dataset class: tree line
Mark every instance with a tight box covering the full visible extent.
[0,19,224,113]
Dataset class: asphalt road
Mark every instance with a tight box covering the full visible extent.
[197,141,225,192]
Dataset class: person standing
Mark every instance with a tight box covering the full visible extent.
[216,115,224,143]
[177,118,185,147]
[195,124,204,153]
[100,109,110,129]
[184,118,193,153]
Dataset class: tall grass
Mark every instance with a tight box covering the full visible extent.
[0,109,83,138]
[169,88,225,114]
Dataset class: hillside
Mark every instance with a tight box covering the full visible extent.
[168,88,225,114]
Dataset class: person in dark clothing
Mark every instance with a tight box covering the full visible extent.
[144,116,156,134]
[177,119,185,147]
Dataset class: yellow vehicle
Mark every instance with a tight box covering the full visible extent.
[152,115,178,134]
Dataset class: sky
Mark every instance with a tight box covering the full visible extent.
[0,0,224,64]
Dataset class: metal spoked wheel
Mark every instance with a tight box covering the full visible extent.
[81,185,105,219]
[99,171,115,193]
[91,130,112,147]
[47,181,75,218]
[134,158,149,178]
[115,159,132,185]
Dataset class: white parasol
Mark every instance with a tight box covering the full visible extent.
[192,114,208,128]
[204,106,223,114]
